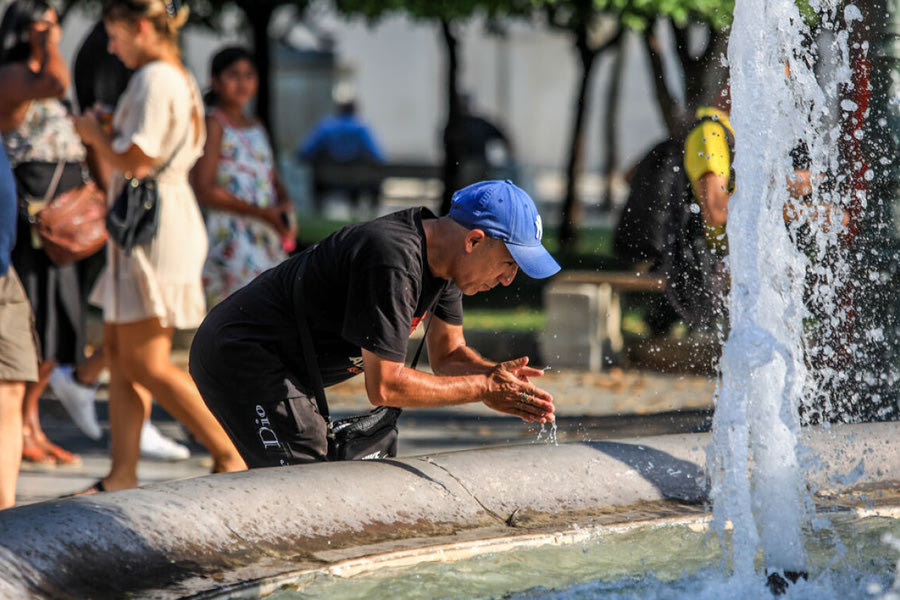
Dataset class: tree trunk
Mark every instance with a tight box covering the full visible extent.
[675,24,728,114]
[600,37,625,212]
[439,19,464,216]
[643,23,684,135]
[558,29,599,252]
[236,1,276,131]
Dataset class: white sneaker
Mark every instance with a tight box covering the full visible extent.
[140,421,191,461]
[49,365,102,440]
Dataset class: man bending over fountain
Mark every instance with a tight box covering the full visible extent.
[189,179,560,467]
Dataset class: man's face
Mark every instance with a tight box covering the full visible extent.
[455,235,519,295]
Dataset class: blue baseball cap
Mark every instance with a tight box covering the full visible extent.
[449,180,561,279]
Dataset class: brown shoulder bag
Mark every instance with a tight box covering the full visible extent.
[28,162,108,266]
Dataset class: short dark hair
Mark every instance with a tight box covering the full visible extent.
[210,46,255,78]
[203,46,256,107]
[0,0,52,65]
[336,100,356,116]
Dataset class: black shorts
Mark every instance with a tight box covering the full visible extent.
[190,337,329,469]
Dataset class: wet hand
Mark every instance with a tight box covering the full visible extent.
[498,356,546,382]
[484,364,555,424]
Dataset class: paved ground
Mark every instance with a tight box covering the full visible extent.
[16,357,716,505]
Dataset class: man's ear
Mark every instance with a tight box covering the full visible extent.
[464,229,486,253]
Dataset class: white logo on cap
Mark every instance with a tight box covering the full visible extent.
[535,216,543,241]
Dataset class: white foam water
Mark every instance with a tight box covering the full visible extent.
[711,0,858,584]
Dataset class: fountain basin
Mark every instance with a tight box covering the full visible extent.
[0,422,897,598]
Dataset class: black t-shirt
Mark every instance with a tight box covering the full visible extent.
[197,207,463,395]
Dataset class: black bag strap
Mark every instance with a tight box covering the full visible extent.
[153,69,195,177]
[152,124,189,178]
[293,251,439,423]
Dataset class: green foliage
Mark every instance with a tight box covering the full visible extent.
[463,307,546,332]
[610,0,734,31]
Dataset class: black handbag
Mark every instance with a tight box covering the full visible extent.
[328,406,403,461]
[294,259,437,461]
[105,128,188,254]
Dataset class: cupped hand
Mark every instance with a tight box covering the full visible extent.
[483,363,555,424]
[498,356,546,382]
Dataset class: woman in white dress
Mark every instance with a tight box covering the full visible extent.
[71,0,245,493]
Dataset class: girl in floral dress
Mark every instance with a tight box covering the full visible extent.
[191,46,296,308]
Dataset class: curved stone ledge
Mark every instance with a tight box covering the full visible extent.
[0,422,897,598]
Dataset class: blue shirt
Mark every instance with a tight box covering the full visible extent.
[297,115,385,164]
[0,141,17,277]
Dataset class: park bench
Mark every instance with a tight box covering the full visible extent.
[539,270,666,371]
[309,162,443,213]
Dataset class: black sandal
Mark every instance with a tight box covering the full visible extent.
[63,480,106,498]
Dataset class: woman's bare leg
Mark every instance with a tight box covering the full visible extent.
[73,346,106,386]
[0,380,24,509]
[113,318,244,481]
[22,360,80,465]
[100,322,149,491]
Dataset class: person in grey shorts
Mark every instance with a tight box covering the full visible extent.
[0,139,38,510]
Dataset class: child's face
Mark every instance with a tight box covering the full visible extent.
[213,59,258,109]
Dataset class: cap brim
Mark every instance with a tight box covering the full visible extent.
[505,243,561,279]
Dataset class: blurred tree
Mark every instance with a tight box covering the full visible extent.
[334,0,538,215]
[549,0,732,251]
[641,15,733,136]
[545,1,623,251]
[599,33,625,213]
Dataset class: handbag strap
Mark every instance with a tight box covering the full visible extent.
[41,161,66,203]
[18,160,66,222]
[294,251,439,423]
[153,124,190,177]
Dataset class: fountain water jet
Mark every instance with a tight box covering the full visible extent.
[712,0,870,590]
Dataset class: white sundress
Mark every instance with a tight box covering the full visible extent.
[89,61,208,329]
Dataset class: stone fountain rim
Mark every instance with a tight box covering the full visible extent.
[0,421,897,599]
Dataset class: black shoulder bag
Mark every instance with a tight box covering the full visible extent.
[295,277,437,461]
[105,127,189,254]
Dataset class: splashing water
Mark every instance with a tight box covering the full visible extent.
[537,420,559,445]
[711,0,859,585]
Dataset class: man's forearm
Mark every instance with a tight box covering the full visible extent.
[368,363,491,408]
[430,344,496,376]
